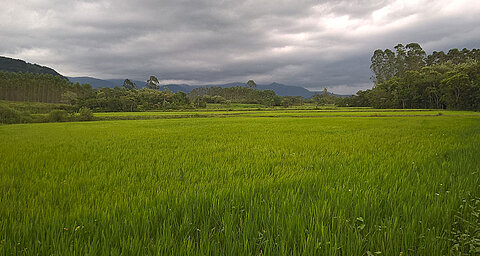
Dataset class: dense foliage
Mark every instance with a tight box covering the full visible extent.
[0,71,91,103]
[0,72,195,112]
[77,87,192,112]
[188,86,283,106]
[3,45,480,113]
[343,44,480,110]
[0,100,72,114]
[0,103,33,124]
[0,72,295,113]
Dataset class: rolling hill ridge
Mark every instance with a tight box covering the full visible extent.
[0,56,65,78]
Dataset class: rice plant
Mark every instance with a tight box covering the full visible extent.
[1,114,479,255]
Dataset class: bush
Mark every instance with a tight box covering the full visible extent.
[0,101,73,114]
[211,95,226,104]
[48,110,69,122]
[78,107,94,121]
[0,104,32,124]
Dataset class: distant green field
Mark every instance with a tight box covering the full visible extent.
[1,114,479,255]
[91,109,480,119]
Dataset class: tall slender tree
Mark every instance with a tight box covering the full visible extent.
[122,79,137,90]
[246,80,257,89]
[146,75,160,90]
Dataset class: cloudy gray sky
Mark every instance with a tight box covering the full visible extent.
[1,0,479,94]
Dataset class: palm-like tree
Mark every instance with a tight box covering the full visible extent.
[146,75,160,90]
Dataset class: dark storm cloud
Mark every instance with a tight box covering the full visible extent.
[1,0,479,94]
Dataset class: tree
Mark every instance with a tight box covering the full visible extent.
[400,70,425,108]
[370,49,385,84]
[426,51,447,66]
[312,93,321,108]
[405,43,426,71]
[246,80,257,89]
[368,82,396,109]
[146,75,160,90]
[316,88,335,106]
[447,48,464,64]
[122,79,137,90]
[441,73,473,110]
[423,67,443,109]
[394,44,407,76]
[61,91,78,105]
[162,87,172,108]
[366,44,480,110]
[78,107,94,121]
[383,49,396,81]
[171,91,190,106]
[370,49,396,84]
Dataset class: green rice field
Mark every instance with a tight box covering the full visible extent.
[91,108,478,119]
[1,109,479,255]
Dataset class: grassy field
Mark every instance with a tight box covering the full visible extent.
[1,112,479,255]
[91,109,478,119]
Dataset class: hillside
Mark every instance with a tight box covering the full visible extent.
[0,56,65,78]
[68,77,118,87]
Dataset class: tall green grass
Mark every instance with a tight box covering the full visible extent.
[1,116,479,255]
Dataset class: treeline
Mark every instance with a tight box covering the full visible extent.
[78,87,191,112]
[343,44,480,110]
[189,86,283,106]
[0,72,197,111]
[189,80,309,107]
[0,72,295,112]
[0,72,91,103]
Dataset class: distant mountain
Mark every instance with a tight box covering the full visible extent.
[68,77,117,87]
[68,77,145,88]
[105,79,146,88]
[258,82,314,98]
[67,77,319,97]
[0,56,65,78]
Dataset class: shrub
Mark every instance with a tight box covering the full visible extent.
[0,104,32,124]
[194,98,207,108]
[48,110,69,122]
[78,107,94,121]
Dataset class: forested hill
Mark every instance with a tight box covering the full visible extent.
[0,56,65,78]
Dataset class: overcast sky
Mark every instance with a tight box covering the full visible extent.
[1,0,479,94]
